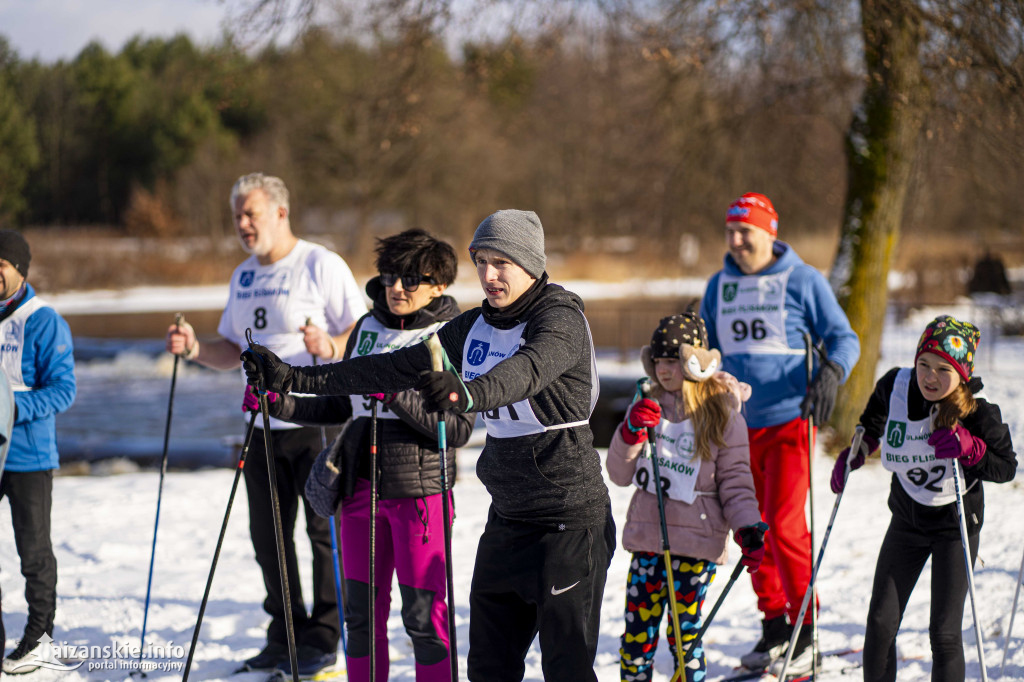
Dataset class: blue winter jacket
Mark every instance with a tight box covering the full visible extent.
[700,242,859,429]
[3,284,76,471]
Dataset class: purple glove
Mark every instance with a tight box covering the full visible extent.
[242,385,278,413]
[929,424,987,467]
[830,433,879,494]
[620,398,661,445]
[735,522,769,573]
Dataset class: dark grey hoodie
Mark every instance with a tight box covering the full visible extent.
[287,281,611,530]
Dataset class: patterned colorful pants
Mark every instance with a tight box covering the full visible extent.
[619,551,717,682]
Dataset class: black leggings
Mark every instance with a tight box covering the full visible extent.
[863,522,979,682]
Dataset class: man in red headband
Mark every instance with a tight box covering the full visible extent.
[700,193,860,676]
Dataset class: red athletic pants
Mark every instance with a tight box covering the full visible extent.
[747,416,816,625]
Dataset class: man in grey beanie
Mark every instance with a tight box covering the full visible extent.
[241,208,616,681]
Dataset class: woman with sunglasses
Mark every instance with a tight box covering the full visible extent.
[246,228,473,682]
[243,210,615,681]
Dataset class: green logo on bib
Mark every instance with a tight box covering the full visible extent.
[723,282,738,303]
[357,331,378,356]
[886,420,906,448]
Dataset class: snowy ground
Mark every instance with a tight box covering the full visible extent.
[3,297,1024,681]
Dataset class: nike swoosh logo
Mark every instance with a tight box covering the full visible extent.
[550,581,581,596]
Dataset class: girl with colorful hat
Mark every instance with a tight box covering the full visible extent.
[606,312,766,682]
[831,314,1017,681]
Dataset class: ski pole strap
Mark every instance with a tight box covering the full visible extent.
[424,332,473,412]
[244,328,268,396]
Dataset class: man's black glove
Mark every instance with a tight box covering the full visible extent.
[415,370,472,413]
[800,359,843,424]
[240,343,294,393]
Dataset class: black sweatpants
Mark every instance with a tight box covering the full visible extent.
[244,426,341,653]
[863,521,980,682]
[467,506,615,682]
[0,470,57,644]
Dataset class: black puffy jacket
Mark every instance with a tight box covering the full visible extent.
[273,279,474,503]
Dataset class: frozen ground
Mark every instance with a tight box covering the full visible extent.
[1,291,1023,681]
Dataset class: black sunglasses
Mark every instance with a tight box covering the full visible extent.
[379,273,437,292]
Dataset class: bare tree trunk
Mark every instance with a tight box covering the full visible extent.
[828,0,929,449]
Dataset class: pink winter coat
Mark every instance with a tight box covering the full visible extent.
[606,390,761,565]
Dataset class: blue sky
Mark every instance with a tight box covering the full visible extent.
[0,0,227,62]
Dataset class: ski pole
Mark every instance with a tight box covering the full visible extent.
[776,425,865,681]
[803,331,819,678]
[952,458,989,682]
[426,332,459,682]
[134,312,185,677]
[182,410,258,681]
[308,320,348,656]
[246,328,300,682]
[1001,545,1024,676]
[369,396,378,682]
[674,560,745,679]
[636,379,688,681]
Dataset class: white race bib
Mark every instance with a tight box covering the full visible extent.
[715,269,802,356]
[633,418,702,504]
[462,312,598,438]
[0,296,46,392]
[348,317,445,420]
[879,368,956,506]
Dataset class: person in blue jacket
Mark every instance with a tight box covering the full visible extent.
[700,193,859,675]
[0,230,77,675]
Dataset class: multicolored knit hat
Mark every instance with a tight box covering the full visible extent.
[915,315,981,383]
[649,312,721,382]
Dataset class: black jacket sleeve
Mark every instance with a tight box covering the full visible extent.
[461,304,589,413]
[960,399,1016,484]
[271,393,353,427]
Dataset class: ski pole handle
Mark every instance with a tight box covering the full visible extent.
[425,332,444,372]
[843,425,866,487]
[638,378,657,442]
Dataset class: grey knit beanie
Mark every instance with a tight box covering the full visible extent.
[469,210,546,279]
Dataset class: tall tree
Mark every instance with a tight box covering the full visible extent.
[0,38,41,226]
[829,0,1024,446]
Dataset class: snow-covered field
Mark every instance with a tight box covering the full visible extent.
[3,296,1024,681]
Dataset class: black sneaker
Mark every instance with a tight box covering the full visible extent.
[274,645,337,678]
[739,615,792,671]
[768,627,820,678]
[239,641,289,671]
[3,637,43,675]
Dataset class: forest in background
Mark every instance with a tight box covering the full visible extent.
[1,0,1021,292]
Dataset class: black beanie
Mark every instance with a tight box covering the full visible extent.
[0,230,31,278]
[650,312,710,359]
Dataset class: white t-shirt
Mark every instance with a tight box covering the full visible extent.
[219,239,367,429]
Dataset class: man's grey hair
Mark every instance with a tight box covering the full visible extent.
[230,173,290,212]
